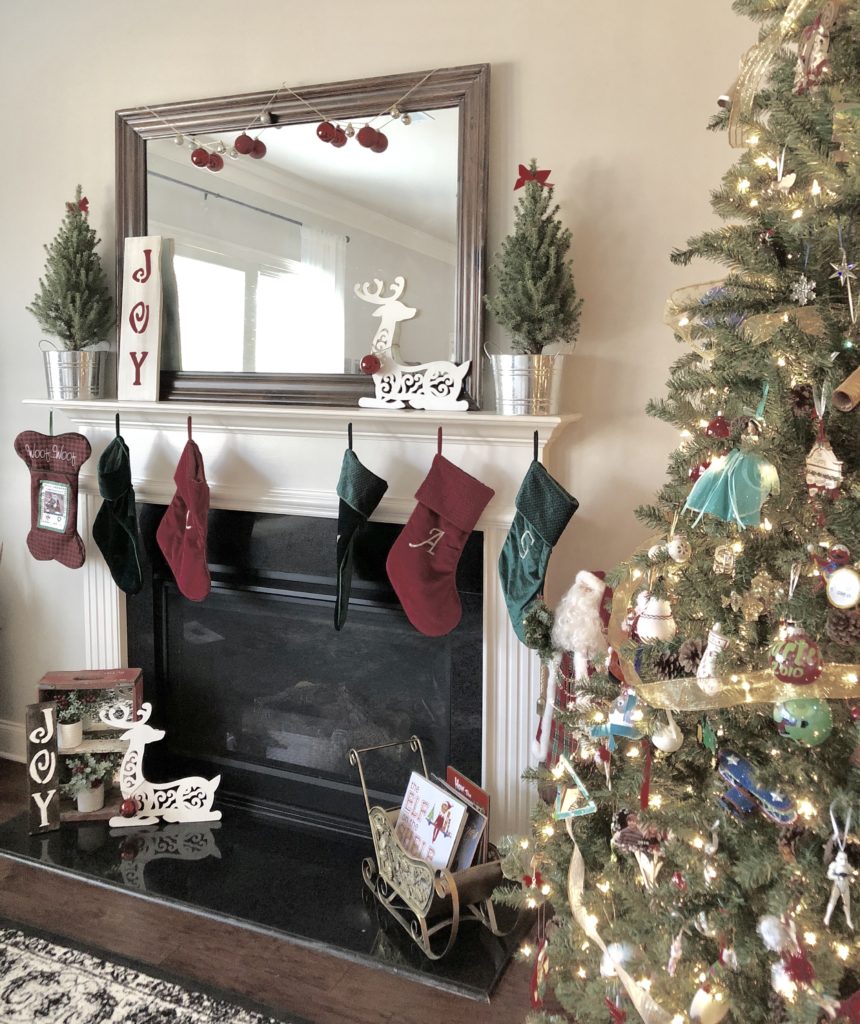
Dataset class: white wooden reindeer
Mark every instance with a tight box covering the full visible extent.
[102,702,222,828]
[355,276,470,411]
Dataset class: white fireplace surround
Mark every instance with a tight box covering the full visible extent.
[25,399,579,839]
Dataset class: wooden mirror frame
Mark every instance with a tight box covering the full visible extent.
[115,63,489,407]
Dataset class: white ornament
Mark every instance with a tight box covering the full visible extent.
[651,710,683,753]
[827,565,860,609]
[102,703,222,828]
[697,623,729,692]
[806,439,844,492]
[689,986,730,1024]
[790,274,817,306]
[600,941,634,978]
[355,277,470,411]
[635,596,676,643]
[757,914,793,953]
[712,543,736,577]
[648,543,666,561]
[667,534,691,563]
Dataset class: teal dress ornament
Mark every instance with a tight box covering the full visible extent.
[684,387,779,529]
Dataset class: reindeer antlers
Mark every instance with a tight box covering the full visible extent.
[354,276,406,303]
[99,700,151,727]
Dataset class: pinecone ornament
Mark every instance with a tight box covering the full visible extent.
[826,606,860,647]
[788,384,816,418]
[678,637,706,675]
[654,648,685,679]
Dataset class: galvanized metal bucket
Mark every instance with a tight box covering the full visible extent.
[488,352,566,415]
[42,345,105,400]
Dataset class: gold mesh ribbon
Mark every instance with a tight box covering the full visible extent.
[726,0,816,148]
[742,306,827,344]
[607,556,860,711]
[664,280,726,359]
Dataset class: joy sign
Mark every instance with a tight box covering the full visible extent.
[26,702,60,834]
[118,236,165,400]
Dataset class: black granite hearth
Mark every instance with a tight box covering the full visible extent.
[0,810,529,1001]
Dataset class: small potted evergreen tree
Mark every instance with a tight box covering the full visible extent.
[61,753,117,813]
[55,691,86,750]
[27,186,114,399]
[485,160,582,413]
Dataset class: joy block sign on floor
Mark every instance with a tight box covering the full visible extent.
[118,236,164,401]
[26,702,60,835]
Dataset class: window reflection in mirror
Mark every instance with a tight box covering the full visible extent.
[147,110,458,376]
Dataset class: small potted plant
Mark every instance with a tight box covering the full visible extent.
[61,753,117,813]
[55,692,86,750]
[485,159,583,414]
[27,185,115,400]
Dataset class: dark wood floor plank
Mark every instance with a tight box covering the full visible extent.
[0,759,532,1024]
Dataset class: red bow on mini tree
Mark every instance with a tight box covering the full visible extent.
[514,162,553,190]
[66,196,89,214]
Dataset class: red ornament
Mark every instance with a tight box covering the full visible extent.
[78,197,89,214]
[207,152,224,172]
[360,353,381,375]
[370,131,388,153]
[357,125,378,148]
[522,873,533,887]
[119,798,138,818]
[839,989,860,1024]
[191,147,209,168]
[770,621,823,685]
[234,133,254,155]
[597,744,611,763]
[671,870,688,892]
[705,415,730,439]
[250,138,266,159]
[331,127,348,148]
[850,704,860,722]
[316,121,336,143]
[784,949,815,986]
[689,460,712,483]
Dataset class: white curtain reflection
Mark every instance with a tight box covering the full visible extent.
[299,225,346,372]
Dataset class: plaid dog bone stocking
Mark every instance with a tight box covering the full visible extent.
[386,429,494,637]
[14,430,92,569]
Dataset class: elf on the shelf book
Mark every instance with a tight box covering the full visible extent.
[394,772,468,870]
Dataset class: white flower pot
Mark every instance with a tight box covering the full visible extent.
[58,720,83,750]
[76,784,105,813]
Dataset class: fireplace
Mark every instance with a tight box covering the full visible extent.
[128,505,483,833]
[32,400,577,839]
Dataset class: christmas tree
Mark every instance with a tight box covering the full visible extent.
[499,5,860,1023]
[27,185,114,350]
[486,159,583,354]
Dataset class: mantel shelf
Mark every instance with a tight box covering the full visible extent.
[23,398,580,447]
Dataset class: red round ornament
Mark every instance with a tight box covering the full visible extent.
[190,147,209,168]
[207,152,224,172]
[234,133,254,155]
[250,138,267,159]
[705,415,730,439]
[671,870,688,892]
[849,705,860,722]
[370,131,389,153]
[770,621,823,685]
[119,798,138,818]
[360,353,381,375]
[331,127,348,148]
[688,460,711,483]
[316,121,336,143]
[356,125,378,148]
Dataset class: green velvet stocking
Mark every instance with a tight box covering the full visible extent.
[499,459,578,645]
[335,448,388,630]
[92,430,144,595]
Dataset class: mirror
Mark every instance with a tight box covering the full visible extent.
[116,64,489,406]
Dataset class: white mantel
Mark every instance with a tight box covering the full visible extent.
[25,399,579,838]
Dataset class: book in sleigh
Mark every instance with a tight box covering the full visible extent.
[393,771,469,870]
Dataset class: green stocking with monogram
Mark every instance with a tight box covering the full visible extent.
[499,437,578,645]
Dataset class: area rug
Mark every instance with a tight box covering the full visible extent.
[0,925,293,1024]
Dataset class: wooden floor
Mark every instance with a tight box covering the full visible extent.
[0,759,533,1024]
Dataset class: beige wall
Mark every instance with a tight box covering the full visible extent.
[0,1,754,754]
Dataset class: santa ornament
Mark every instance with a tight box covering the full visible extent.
[533,571,607,762]
[14,428,91,569]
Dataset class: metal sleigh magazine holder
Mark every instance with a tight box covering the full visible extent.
[348,736,511,959]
